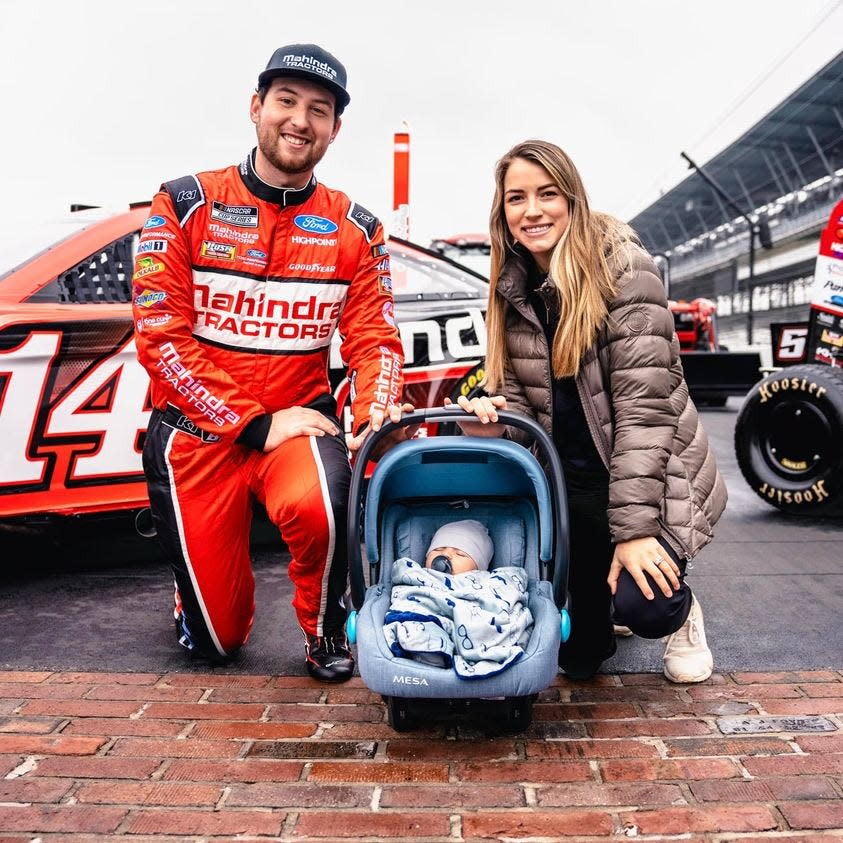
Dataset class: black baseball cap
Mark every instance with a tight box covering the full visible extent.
[258,44,350,113]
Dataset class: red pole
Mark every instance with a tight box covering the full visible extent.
[393,129,410,239]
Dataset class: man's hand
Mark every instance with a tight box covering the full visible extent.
[607,537,681,601]
[347,403,418,458]
[263,407,339,453]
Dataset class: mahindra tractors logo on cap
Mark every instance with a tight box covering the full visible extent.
[282,53,338,81]
[294,215,338,235]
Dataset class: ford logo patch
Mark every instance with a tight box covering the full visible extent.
[247,249,267,259]
[144,215,166,229]
[294,215,338,234]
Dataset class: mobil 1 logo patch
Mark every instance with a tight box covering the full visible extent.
[137,239,168,254]
[210,201,259,228]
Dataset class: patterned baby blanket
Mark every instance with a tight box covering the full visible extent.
[383,558,534,679]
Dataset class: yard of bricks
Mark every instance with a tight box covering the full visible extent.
[0,669,841,840]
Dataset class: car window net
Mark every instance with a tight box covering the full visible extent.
[26,233,136,304]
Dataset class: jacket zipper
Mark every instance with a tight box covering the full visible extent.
[574,367,610,472]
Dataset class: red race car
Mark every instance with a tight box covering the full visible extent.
[0,207,488,526]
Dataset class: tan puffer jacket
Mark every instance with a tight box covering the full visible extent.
[495,245,728,560]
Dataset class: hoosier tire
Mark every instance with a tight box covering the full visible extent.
[734,363,843,516]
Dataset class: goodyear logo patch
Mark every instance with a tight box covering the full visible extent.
[134,289,167,308]
[201,240,237,261]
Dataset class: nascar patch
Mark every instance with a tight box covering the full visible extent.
[372,244,388,258]
[210,201,258,228]
[378,275,392,295]
[201,240,236,261]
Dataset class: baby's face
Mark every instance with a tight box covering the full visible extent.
[425,546,478,575]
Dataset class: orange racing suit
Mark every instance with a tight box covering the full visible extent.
[133,149,403,658]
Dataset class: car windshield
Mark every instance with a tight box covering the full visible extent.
[388,243,488,301]
[0,214,102,278]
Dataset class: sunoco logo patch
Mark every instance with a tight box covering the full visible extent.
[134,289,167,308]
[210,201,258,228]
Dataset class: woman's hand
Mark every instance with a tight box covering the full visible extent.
[607,537,681,600]
[444,395,507,437]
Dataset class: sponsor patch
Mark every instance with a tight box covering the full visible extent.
[200,240,237,261]
[210,201,258,228]
[133,257,164,281]
[144,215,166,229]
[134,289,167,308]
[372,244,388,258]
[140,229,176,241]
[291,235,336,247]
[137,239,168,254]
[378,275,392,294]
[294,214,338,235]
[247,249,267,260]
[191,272,348,353]
[289,262,336,274]
[141,313,173,329]
[382,300,396,327]
[208,223,259,244]
[347,202,378,242]
[375,258,390,272]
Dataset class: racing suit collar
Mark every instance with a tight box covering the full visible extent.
[238,148,317,206]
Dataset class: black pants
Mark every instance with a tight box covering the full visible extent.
[557,485,693,676]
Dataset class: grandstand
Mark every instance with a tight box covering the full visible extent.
[629,51,842,354]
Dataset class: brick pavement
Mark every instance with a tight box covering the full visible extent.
[0,669,841,840]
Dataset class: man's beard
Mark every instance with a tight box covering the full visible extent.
[258,126,327,176]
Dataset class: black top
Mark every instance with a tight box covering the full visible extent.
[525,262,608,494]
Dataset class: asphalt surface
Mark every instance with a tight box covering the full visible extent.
[1,398,841,676]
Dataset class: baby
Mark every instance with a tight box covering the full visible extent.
[423,519,494,575]
[384,519,533,677]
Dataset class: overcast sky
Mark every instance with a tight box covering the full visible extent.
[1,0,840,247]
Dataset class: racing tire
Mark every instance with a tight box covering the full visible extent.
[734,364,843,516]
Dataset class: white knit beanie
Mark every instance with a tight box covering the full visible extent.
[427,519,494,572]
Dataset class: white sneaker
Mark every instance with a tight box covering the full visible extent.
[662,595,713,683]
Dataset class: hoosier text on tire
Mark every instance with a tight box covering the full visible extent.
[734,363,843,516]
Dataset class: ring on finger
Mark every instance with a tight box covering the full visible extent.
[653,557,667,568]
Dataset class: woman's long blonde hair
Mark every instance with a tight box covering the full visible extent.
[485,139,635,391]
